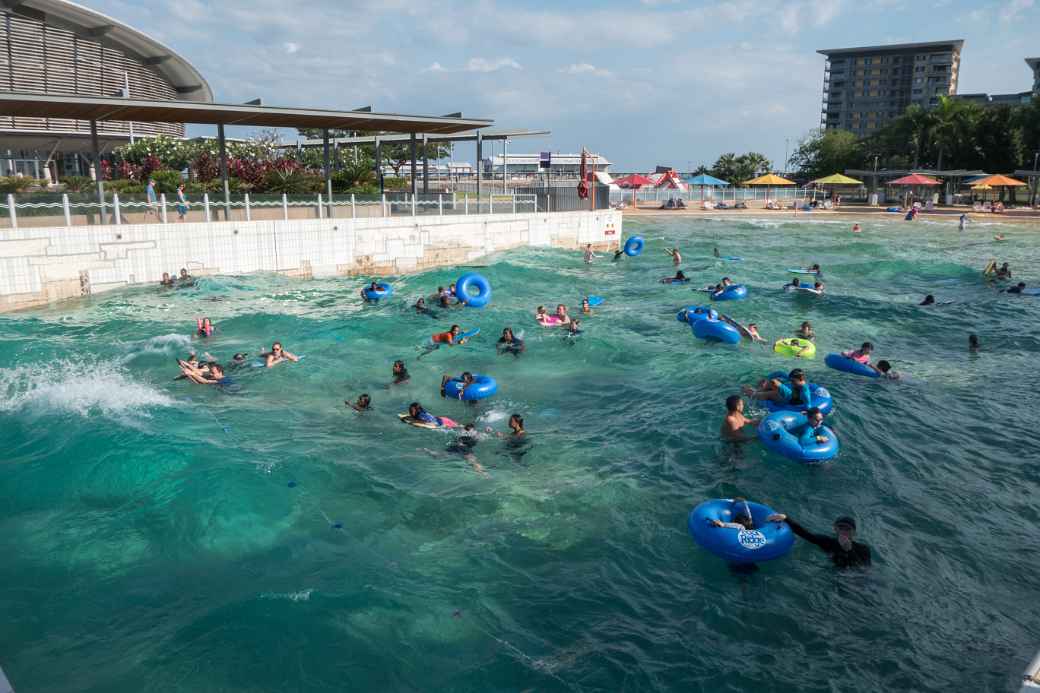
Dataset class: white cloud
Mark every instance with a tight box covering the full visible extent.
[559,63,612,77]
[422,62,445,73]
[283,42,299,54]
[999,0,1034,21]
[464,57,522,72]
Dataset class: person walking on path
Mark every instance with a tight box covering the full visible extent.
[176,183,190,221]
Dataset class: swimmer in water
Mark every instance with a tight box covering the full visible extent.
[1004,282,1027,294]
[583,243,597,264]
[721,276,733,287]
[497,327,525,356]
[263,342,299,368]
[666,247,682,266]
[920,294,935,306]
[420,324,463,359]
[565,319,582,337]
[995,262,1012,280]
[745,322,765,343]
[852,223,861,233]
[441,372,475,399]
[713,246,720,258]
[813,281,824,294]
[581,298,592,315]
[178,268,193,284]
[360,281,380,300]
[535,305,548,322]
[554,304,572,325]
[800,407,830,446]
[969,334,980,352]
[229,352,249,369]
[160,272,175,288]
[414,297,437,318]
[347,393,371,411]
[742,368,811,408]
[407,401,444,427]
[661,270,688,284]
[875,360,900,380]
[196,317,213,337]
[958,214,968,231]
[710,497,761,529]
[178,360,231,386]
[392,359,410,384]
[720,395,759,442]
[797,321,815,341]
[766,514,872,568]
[784,277,801,291]
[842,341,874,367]
[612,249,624,262]
[506,414,525,437]
[994,233,1006,241]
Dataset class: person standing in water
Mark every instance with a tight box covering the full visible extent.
[263,342,300,368]
[852,223,861,233]
[720,395,759,442]
[666,247,682,266]
[583,244,597,264]
[959,214,968,232]
[392,360,410,384]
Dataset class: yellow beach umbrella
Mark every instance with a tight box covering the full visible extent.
[744,173,796,206]
[811,173,863,186]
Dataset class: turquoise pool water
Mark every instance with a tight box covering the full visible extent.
[2,216,1039,692]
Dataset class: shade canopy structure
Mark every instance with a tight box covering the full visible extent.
[654,170,687,190]
[812,173,863,186]
[0,92,492,134]
[614,174,656,188]
[744,173,796,186]
[888,173,941,186]
[970,174,1026,187]
[685,173,730,187]
[971,184,993,191]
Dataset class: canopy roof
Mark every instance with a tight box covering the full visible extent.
[0,92,492,134]
[685,173,730,186]
[970,174,1026,187]
[812,173,863,185]
[615,174,656,188]
[655,170,687,189]
[888,173,941,186]
[744,173,795,186]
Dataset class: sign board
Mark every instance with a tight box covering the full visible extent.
[539,152,551,170]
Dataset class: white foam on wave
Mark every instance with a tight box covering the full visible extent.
[259,588,314,602]
[0,359,175,419]
[121,333,192,361]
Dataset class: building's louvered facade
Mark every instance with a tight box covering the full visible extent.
[0,9,183,137]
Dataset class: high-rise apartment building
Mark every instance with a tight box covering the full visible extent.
[818,40,963,136]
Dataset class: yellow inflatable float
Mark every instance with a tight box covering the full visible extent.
[773,338,816,359]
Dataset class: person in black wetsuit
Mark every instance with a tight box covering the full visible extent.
[767,514,871,568]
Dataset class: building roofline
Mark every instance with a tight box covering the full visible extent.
[0,92,493,134]
[817,40,964,57]
[7,0,214,102]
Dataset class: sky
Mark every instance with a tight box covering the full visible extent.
[92,0,1039,172]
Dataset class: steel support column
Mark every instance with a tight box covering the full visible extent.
[90,119,106,221]
[422,134,429,194]
[409,133,417,196]
[323,128,332,217]
[218,123,230,220]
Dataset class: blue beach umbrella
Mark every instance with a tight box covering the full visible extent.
[685,173,730,202]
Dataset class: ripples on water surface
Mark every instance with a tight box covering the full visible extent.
[2,216,1039,692]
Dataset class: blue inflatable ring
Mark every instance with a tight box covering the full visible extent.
[443,374,498,401]
[710,284,748,301]
[762,371,834,416]
[688,498,794,564]
[824,353,879,378]
[623,236,644,257]
[455,272,491,308]
[676,305,717,323]
[362,282,393,301]
[692,315,741,344]
[758,410,840,462]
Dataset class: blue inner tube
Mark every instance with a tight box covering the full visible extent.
[758,411,840,462]
[623,236,644,257]
[362,282,392,301]
[688,498,794,564]
[692,315,741,344]
[710,284,748,301]
[455,272,491,308]
[676,305,716,323]
[762,371,834,416]
[824,353,879,378]
[443,374,497,401]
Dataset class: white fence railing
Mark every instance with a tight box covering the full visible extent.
[0,192,540,229]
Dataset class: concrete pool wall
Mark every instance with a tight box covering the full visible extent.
[0,210,622,312]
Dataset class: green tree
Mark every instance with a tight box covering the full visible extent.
[790,129,863,180]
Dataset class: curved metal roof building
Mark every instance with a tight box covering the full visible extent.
[1,0,212,176]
